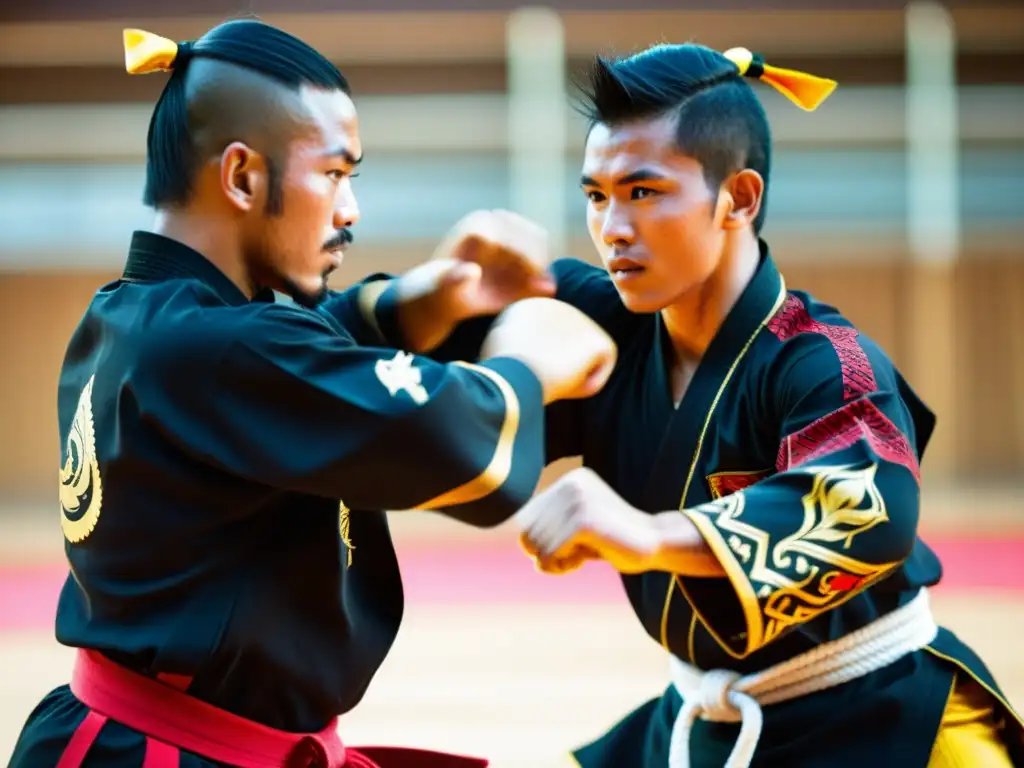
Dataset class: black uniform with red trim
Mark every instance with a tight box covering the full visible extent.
[361,240,1024,767]
[10,231,546,767]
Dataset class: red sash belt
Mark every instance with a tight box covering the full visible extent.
[56,649,488,768]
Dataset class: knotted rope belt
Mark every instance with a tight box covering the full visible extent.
[668,588,938,768]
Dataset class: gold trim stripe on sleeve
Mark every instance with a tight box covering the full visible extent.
[357,280,391,344]
[414,362,520,509]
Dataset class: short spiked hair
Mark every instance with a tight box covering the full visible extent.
[578,43,773,234]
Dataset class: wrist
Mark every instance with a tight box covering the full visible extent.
[393,275,461,353]
[649,510,725,577]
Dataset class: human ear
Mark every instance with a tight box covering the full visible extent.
[220,141,266,213]
[721,169,764,231]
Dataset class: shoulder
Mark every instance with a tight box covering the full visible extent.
[219,301,357,364]
[143,291,351,376]
[551,257,647,341]
[760,289,899,400]
[552,257,612,295]
[755,288,936,466]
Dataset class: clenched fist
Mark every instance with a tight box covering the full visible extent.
[516,467,660,575]
[481,298,617,404]
[429,209,556,318]
[393,209,557,352]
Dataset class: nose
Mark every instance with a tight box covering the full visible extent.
[601,201,634,247]
[334,180,360,229]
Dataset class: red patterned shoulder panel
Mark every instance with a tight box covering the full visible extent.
[766,294,877,401]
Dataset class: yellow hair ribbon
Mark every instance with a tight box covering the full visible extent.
[123,28,181,75]
[723,47,837,112]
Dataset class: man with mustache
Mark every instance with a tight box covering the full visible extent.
[376,42,1023,768]
[9,19,616,768]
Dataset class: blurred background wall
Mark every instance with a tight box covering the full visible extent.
[0,0,1022,505]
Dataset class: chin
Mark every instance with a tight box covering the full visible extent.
[612,285,673,315]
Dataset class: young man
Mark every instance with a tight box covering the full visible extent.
[9,20,617,768]
[377,44,1024,768]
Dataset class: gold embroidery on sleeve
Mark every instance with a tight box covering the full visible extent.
[679,462,900,656]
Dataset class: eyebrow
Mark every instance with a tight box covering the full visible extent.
[322,146,363,165]
[579,168,668,187]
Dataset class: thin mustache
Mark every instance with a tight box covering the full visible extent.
[324,229,354,251]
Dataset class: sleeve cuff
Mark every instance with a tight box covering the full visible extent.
[475,356,544,416]
[675,485,902,659]
[460,357,546,502]
[411,357,544,514]
[357,276,403,346]
[477,357,547,506]
[676,501,765,659]
[412,357,545,524]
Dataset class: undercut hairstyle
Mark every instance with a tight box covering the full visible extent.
[578,43,772,234]
[144,19,350,211]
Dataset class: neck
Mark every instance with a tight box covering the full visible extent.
[660,232,760,366]
[151,208,257,300]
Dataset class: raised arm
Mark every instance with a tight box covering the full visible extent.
[328,256,643,465]
[517,334,931,656]
[322,208,555,355]
[149,299,614,527]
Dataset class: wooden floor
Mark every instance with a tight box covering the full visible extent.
[1,489,1022,766]
[2,596,1022,767]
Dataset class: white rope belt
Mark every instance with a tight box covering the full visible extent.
[668,587,938,768]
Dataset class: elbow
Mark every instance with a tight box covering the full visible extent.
[887,489,921,564]
[895,522,917,563]
[893,526,918,565]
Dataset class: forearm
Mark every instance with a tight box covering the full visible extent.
[355,277,461,354]
[649,511,727,578]
[200,307,545,511]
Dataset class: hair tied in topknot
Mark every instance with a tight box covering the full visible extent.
[174,41,195,70]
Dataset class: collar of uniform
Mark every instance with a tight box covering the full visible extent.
[122,230,251,307]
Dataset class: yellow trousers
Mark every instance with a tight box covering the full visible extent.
[927,673,1015,767]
